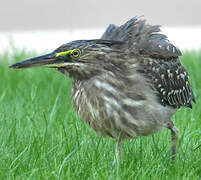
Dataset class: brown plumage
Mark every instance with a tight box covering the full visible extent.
[9,17,195,163]
[101,17,195,108]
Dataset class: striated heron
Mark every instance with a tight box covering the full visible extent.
[9,17,196,163]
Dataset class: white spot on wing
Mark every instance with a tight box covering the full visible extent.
[167,45,170,51]
[173,47,175,53]
[180,73,185,79]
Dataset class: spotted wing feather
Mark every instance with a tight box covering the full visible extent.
[139,58,196,108]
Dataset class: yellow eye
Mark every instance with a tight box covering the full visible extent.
[70,49,81,58]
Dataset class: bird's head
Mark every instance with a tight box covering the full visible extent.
[9,40,126,80]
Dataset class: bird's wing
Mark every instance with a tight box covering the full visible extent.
[137,57,196,108]
[102,17,195,108]
[101,17,182,59]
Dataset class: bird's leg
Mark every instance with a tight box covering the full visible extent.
[115,140,122,161]
[112,138,122,166]
[167,121,179,162]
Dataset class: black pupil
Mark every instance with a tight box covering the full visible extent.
[73,51,78,56]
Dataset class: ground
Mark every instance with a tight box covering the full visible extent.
[0,48,200,179]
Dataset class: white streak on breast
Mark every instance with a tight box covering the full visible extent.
[123,98,143,106]
[95,80,117,94]
[104,96,121,109]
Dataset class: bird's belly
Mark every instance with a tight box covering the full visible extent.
[71,82,177,140]
[76,98,176,140]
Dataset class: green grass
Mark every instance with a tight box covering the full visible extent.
[0,48,201,179]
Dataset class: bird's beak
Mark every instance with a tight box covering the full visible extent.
[9,52,69,69]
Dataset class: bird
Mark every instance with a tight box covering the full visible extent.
[9,17,196,163]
